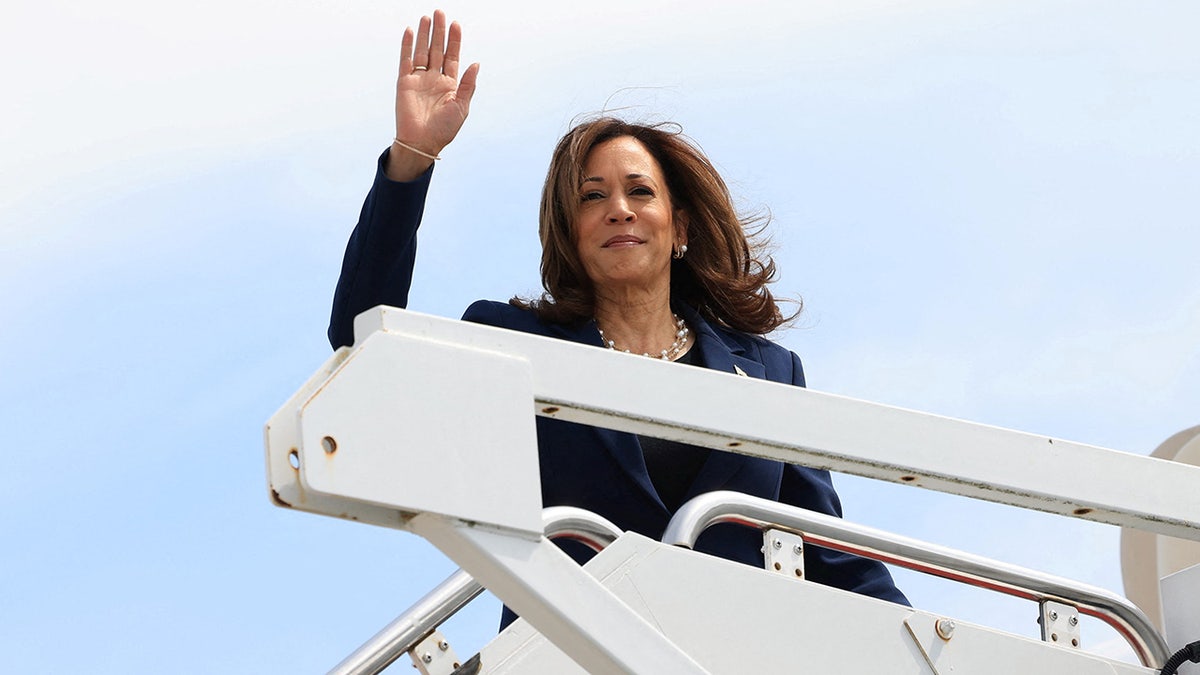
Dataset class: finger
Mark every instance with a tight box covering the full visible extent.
[428,9,447,72]
[413,14,431,68]
[456,62,480,112]
[399,26,414,75]
[443,20,462,80]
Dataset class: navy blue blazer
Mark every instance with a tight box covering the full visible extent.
[330,151,908,610]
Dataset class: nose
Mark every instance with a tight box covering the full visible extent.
[606,196,635,224]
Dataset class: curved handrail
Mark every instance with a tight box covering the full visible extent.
[662,490,1169,669]
[540,505,625,550]
[328,507,624,675]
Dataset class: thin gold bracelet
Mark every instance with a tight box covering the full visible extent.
[391,138,441,161]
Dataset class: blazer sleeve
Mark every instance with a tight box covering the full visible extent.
[777,352,912,606]
[327,149,435,349]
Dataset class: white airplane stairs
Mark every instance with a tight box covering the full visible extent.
[265,306,1200,674]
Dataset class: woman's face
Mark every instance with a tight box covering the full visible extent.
[574,136,684,295]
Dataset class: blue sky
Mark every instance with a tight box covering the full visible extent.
[3,1,1198,671]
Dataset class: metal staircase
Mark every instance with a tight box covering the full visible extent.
[265,306,1200,674]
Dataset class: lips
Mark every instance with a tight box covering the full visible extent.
[602,235,644,248]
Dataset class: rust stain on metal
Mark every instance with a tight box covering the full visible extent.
[270,489,292,508]
[541,406,560,414]
[901,475,917,482]
[1074,507,1094,516]
[728,441,742,448]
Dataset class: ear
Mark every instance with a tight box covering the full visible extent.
[673,210,689,247]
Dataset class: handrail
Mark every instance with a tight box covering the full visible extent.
[537,506,626,552]
[662,490,1170,669]
[303,307,1200,542]
[327,507,624,675]
[267,311,1194,672]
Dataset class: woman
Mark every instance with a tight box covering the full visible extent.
[329,10,908,619]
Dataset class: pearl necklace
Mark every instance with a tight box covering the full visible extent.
[597,313,690,360]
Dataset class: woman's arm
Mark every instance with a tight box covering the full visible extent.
[327,156,433,348]
[327,10,479,349]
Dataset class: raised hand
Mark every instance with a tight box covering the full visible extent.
[387,10,480,181]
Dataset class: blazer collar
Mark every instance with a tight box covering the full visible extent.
[567,303,770,512]
[671,303,770,505]
[675,303,766,380]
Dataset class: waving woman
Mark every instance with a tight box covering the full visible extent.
[329,10,907,626]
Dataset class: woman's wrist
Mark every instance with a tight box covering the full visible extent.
[384,140,437,182]
[392,138,441,161]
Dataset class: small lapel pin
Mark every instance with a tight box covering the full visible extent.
[733,365,748,377]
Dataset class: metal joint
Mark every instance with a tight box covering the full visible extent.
[763,529,805,580]
[1040,600,1082,649]
[407,630,461,675]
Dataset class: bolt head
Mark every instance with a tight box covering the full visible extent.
[1049,610,1058,621]
[422,652,432,663]
[773,539,782,549]
[935,618,956,640]
[1068,616,1078,626]
[438,640,449,651]
[793,544,803,555]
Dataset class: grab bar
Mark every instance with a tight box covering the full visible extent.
[662,490,1169,668]
[328,507,624,675]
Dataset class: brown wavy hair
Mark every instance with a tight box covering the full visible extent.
[511,117,798,335]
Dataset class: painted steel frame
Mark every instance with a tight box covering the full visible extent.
[329,507,624,675]
[265,306,1198,672]
[340,307,1200,539]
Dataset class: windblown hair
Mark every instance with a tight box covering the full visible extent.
[512,117,798,335]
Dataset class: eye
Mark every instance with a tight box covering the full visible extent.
[630,186,654,196]
[581,190,604,202]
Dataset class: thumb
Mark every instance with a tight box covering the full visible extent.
[456,62,480,111]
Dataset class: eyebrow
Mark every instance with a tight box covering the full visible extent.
[581,173,651,184]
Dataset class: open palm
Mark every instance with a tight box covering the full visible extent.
[388,10,479,179]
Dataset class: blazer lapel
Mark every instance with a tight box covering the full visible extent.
[677,304,765,380]
[561,319,666,510]
[676,306,769,497]
[555,308,774,512]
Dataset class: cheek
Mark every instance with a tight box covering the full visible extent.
[572,211,599,242]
